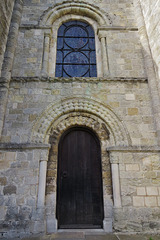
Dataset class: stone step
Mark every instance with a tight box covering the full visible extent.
[21,233,160,240]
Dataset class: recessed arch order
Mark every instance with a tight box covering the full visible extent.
[39,1,110,27]
[31,97,131,147]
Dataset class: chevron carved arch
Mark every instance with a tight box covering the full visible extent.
[31,97,131,146]
[39,1,110,26]
[48,113,112,148]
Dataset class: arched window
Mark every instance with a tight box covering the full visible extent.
[55,21,97,77]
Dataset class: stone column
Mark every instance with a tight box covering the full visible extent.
[0,1,15,76]
[109,152,122,208]
[0,0,24,139]
[98,29,109,77]
[41,33,50,76]
[37,150,49,208]
[37,160,48,208]
[111,163,122,207]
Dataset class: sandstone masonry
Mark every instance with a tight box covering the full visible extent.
[0,0,160,239]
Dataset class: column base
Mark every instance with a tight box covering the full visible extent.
[46,216,58,233]
[103,218,113,232]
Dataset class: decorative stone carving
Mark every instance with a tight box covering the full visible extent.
[48,113,109,148]
[31,97,131,146]
[39,1,110,27]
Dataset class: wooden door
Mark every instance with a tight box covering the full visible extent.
[57,127,104,229]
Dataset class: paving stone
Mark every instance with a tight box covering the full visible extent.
[117,234,149,240]
[51,232,85,239]
[54,239,84,240]
[22,237,43,240]
[42,237,51,240]
[21,234,160,240]
[85,234,118,240]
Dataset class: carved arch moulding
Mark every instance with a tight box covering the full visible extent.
[31,97,131,146]
[39,1,111,27]
[48,113,111,152]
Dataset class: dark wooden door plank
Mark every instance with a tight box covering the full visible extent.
[57,127,104,229]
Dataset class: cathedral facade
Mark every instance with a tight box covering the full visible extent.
[0,0,160,238]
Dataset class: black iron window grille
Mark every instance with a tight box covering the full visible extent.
[55,21,97,77]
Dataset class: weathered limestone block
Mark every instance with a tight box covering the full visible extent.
[133,196,145,207]
[146,187,159,196]
[3,185,17,195]
[145,197,157,207]
[137,187,146,196]
[0,177,7,186]
[0,206,7,220]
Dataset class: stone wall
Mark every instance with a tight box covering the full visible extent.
[12,29,146,78]
[0,146,47,238]
[1,77,160,237]
[1,78,156,146]
[139,0,160,81]
[112,150,160,232]
[0,0,15,75]
[12,0,145,79]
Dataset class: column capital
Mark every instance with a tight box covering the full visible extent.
[109,152,120,164]
[44,33,51,39]
[40,149,50,161]
[97,28,108,39]
[44,29,51,38]
[40,159,48,162]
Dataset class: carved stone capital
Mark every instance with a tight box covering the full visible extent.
[97,29,108,39]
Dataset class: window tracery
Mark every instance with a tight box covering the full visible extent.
[55,21,97,77]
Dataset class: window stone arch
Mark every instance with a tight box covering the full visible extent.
[39,1,110,27]
[39,1,112,77]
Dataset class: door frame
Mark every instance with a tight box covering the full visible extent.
[45,119,113,233]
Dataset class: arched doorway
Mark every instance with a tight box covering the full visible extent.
[56,127,104,229]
